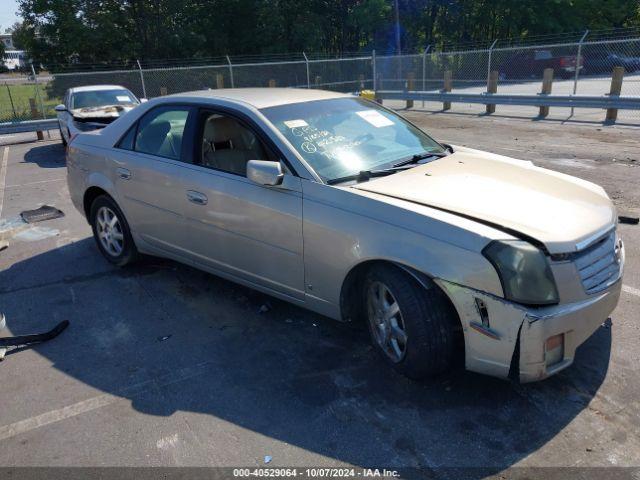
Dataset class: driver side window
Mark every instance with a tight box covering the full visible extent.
[199,112,275,176]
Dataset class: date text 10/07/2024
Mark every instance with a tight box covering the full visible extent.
[232,468,400,478]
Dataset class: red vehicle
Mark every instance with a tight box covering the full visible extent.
[501,49,583,79]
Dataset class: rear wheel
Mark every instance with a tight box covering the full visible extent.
[363,265,457,379]
[89,195,137,266]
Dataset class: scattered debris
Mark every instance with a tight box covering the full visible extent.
[586,447,593,452]
[312,323,317,327]
[618,215,639,225]
[258,303,271,313]
[20,205,65,224]
[264,455,272,464]
[0,216,59,243]
[0,318,69,360]
[13,226,60,241]
[157,335,172,342]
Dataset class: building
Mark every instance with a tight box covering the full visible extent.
[0,34,15,50]
[1,34,28,70]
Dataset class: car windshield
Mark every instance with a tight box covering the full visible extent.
[261,97,445,182]
[72,89,138,109]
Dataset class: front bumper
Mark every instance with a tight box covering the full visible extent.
[435,276,622,383]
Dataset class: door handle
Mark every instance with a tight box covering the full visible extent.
[116,167,132,180]
[186,190,208,205]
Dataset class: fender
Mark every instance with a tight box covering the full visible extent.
[86,171,116,198]
[301,180,507,318]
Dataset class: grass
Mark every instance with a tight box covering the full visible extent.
[0,82,61,123]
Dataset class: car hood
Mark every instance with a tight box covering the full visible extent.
[71,104,136,120]
[353,148,616,254]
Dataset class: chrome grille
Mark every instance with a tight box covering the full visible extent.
[574,230,621,294]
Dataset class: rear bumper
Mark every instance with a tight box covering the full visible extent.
[65,147,87,217]
[436,271,622,382]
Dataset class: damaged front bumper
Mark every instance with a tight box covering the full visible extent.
[435,276,622,383]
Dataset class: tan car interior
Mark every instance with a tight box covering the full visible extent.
[136,120,182,159]
[201,114,268,175]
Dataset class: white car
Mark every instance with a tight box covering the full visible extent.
[55,85,140,146]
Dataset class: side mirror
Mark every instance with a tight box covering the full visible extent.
[54,104,66,112]
[247,160,284,186]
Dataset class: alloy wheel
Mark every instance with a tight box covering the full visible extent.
[96,206,124,257]
[367,281,408,363]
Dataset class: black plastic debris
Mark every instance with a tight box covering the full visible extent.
[619,215,639,225]
[20,205,65,224]
[0,319,69,360]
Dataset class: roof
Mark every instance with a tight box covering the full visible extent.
[172,88,349,109]
[69,85,131,93]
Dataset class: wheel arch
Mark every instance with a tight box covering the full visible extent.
[339,259,457,322]
[83,186,110,220]
[82,173,118,220]
[339,258,465,363]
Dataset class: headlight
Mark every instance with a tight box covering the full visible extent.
[483,240,559,305]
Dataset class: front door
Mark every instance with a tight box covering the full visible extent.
[180,110,305,300]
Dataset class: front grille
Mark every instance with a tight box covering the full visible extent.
[574,230,621,294]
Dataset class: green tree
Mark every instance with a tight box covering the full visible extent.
[13,0,640,68]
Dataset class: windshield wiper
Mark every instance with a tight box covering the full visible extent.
[392,150,449,168]
[327,150,451,185]
[327,169,401,185]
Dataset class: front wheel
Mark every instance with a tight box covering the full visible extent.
[89,195,137,266]
[363,265,457,379]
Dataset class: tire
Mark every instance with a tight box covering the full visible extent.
[59,127,67,147]
[363,264,456,379]
[89,195,137,266]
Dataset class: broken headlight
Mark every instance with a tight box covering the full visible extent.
[483,240,559,306]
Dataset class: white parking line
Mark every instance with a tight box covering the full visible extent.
[0,361,212,442]
[622,284,640,297]
[3,177,66,190]
[0,147,8,219]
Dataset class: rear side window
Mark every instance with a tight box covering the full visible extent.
[117,125,136,150]
[134,106,190,160]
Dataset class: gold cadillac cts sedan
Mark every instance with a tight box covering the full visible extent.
[66,88,625,382]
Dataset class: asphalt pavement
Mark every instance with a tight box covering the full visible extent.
[0,117,638,477]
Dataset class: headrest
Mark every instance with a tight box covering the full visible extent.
[138,120,171,151]
[204,116,240,143]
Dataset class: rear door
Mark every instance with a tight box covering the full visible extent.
[179,107,305,299]
[112,104,196,257]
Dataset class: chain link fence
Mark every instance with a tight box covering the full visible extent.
[2,32,639,125]
[375,33,640,121]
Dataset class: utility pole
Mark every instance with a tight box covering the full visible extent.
[394,0,401,55]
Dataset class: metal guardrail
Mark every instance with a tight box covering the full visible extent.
[0,119,57,135]
[1,91,639,136]
[377,90,640,110]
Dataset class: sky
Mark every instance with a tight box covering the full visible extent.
[0,0,21,32]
